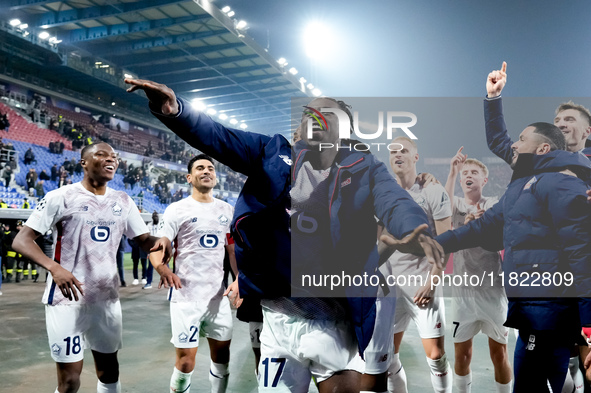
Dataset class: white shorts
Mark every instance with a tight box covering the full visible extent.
[258,307,365,392]
[170,294,233,348]
[363,289,396,374]
[393,286,445,339]
[451,288,509,344]
[45,301,122,363]
[250,321,263,349]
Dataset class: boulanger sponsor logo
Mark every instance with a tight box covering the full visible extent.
[90,226,110,242]
[199,234,219,248]
[178,332,188,343]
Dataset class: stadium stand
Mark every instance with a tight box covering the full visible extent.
[1,91,244,213]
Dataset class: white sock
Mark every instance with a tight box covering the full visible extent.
[387,353,408,393]
[569,357,584,393]
[426,354,452,393]
[55,389,60,393]
[209,361,229,393]
[561,369,574,393]
[495,380,512,393]
[170,367,193,393]
[96,381,121,393]
[454,372,472,393]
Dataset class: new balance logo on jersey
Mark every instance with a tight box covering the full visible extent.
[178,332,188,343]
[191,217,197,223]
[51,343,61,356]
[218,214,228,225]
[112,203,122,216]
[279,155,292,166]
[341,177,351,188]
[434,322,442,329]
[379,354,388,362]
[80,206,88,212]
[90,226,110,242]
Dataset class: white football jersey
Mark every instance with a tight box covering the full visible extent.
[157,196,233,303]
[383,182,451,291]
[451,196,503,288]
[26,183,148,305]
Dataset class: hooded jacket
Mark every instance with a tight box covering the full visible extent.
[436,150,591,337]
[152,98,430,353]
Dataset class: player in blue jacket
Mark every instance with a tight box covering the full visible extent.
[125,78,445,392]
[430,121,591,392]
[486,62,591,391]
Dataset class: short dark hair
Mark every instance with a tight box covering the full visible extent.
[529,122,566,151]
[80,142,112,159]
[80,144,94,159]
[187,153,215,173]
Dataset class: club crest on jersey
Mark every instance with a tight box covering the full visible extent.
[279,155,292,166]
[51,343,61,356]
[523,176,537,190]
[111,203,122,216]
[178,332,188,343]
[218,214,229,225]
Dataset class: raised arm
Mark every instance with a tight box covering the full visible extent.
[125,78,273,176]
[484,62,514,165]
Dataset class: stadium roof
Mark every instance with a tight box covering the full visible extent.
[0,0,310,136]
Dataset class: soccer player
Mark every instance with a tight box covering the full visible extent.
[148,154,237,393]
[444,147,512,392]
[432,122,591,392]
[12,142,171,393]
[381,136,452,393]
[125,78,445,393]
[486,61,589,392]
